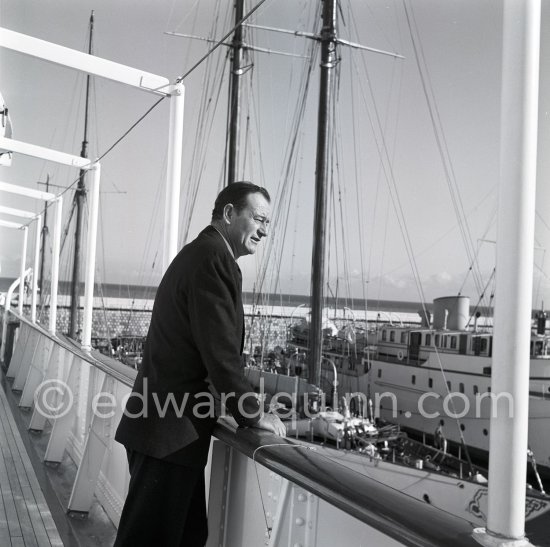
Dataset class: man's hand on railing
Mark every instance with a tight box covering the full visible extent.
[253,412,286,437]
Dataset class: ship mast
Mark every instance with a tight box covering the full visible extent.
[69,11,94,339]
[308,0,337,387]
[38,174,49,298]
[227,0,244,185]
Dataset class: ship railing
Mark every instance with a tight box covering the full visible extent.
[0,309,479,546]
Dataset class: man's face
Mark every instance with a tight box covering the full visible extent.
[226,192,271,258]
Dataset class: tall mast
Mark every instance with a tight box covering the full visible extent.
[69,11,94,339]
[38,174,49,298]
[308,0,337,386]
[227,0,244,185]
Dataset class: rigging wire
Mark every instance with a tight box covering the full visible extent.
[96,192,114,345]
[175,0,272,83]
[375,196,391,313]
[342,5,426,315]
[252,32,319,303]
[355,52,428,309]
[255,5,326,326]
[95,97,167,164]
[135,158,166,289]
[252,443,318,540]
[357,64,478,468]
[536,210,550,234]
[347,24,368,317]
[466,268,496,328]
[251,0,321,304]
[26,0,266,233]
[180,6,231,244]
[403,0,488,308]
[83,0,274,176]
[380,185,497,279]
[331,3,481,468]
[257,6,317,300]
[457,202,498,297]
[533,247,546,310]
[165,0,201,34]
[329,59,342,309]
[346,23,404,313]
[333,59,356,310]
[533,211,549,308]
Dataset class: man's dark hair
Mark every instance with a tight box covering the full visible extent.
[211,181,270,221]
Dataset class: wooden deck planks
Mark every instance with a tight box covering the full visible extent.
[0,385,64,546]
[0,479,14,546]
[2,449,39,547]
[0,400,63,547]
[0,435,24,542]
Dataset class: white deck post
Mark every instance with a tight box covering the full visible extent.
[18,226,28,316]
[82,162,101,351]
[49,196,63,334]
[0,206,37,320]
[31,214,42,322]
[0,185,55,329]
[0,274,21,362]
[474,0,541,544]
[163,82,185,272]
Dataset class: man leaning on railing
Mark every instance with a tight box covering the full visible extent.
[113,182,285,547]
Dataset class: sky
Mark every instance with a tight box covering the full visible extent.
[1,0,550,308]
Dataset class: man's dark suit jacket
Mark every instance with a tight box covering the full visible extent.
[115,225,261,466]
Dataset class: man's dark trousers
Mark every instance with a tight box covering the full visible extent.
[113,450,208,547]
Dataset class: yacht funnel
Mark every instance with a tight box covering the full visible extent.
[433,296,470,331]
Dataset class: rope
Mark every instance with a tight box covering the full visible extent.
[403,0,488,309]
[253,28,319,301]
[252,443,318,540]
[25,0,271,238]
[466,268,496,328]
[175,0,272,83]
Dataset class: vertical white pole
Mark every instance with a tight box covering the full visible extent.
[49,196,63,334]
[82,162,100,351]
[0,276,23,363]
[486,0,540,541]
[31,214,42,323]
[18,226,28,316]
[163,82,185,272]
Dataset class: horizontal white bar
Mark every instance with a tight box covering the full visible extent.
[0,181,56,201]
[0,137,91,168]
[0,28,170,94]
[0,219,23,229]
[0,205,36,218]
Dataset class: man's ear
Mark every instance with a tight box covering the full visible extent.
[223,203,234,224]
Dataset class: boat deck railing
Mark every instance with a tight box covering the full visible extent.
[0,308,482,546]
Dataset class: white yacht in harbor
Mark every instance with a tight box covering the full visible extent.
[330,295,550,477]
